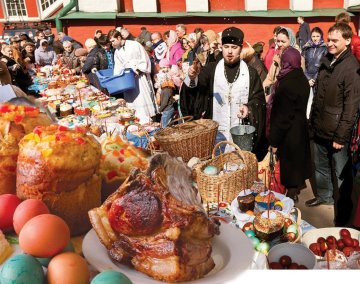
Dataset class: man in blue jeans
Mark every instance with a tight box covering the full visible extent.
[306,23,360,226]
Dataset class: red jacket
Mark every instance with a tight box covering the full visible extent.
[351,35,360,62]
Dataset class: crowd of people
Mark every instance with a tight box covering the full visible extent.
[1,13,360,228]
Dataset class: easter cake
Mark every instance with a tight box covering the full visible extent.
[237,190,255,212]
[16,125,102,236]
[255,191,276,210]
[0,104,51,195]
[99,135,149,200]
[253,210,284,241]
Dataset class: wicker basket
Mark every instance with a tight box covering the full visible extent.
[195,141,258,203]
[154,116,218,162]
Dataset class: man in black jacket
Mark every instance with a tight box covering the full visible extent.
[306,23,360,226]
[297,16,311,49]
[180,27,267,161]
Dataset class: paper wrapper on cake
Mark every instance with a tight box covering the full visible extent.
[16,125,102,236]
[0,104,51,195]
[99,135,149,200]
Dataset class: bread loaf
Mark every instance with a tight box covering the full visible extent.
[16,125,102,235]
[0,104,51,195]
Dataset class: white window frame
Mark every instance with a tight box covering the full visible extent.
[290,0,313,11]
[37,0,64,20]
[245,0,267,11]
[185,0,209,12]
[4,0,29,21]
[132,0,157,12]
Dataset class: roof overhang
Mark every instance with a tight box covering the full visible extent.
[347,4,360,12]
[45,8,354,21]
[46,11,117,20]
[116,8,353,18]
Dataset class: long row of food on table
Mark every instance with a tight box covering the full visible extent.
[0,74,359,283]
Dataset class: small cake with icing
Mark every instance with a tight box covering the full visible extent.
[253,210,284,241]
[237,189,255,212]
[16,125,102,235]
[255,191,276,210]
[59,103,73,117]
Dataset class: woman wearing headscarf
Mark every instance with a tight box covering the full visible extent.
[164,30,184,65]
[269,46,311,202]
[263,27,303,97]
[1,45,32,92]
[301,27,327,118]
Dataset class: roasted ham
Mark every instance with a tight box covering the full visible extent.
[89,153,219,282]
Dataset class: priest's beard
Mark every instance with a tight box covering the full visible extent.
[224,58,241,83]
[224,53,241,66]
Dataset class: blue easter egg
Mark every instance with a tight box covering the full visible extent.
[245,230,256,238]
[203,165,218,175]
[0,254,44,284]
[91,270,133,284]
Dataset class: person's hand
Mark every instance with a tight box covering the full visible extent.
[333,142,344,150]
[188,60,200,80]
[91,67,97,73]
[271,147,277,153]
[309,79,315,87]
[237,104,249,119]
[12,64,20,71]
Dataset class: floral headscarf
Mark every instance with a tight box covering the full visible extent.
[277,46,301,82]
[278,27,297,48]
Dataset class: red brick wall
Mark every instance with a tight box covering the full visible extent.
[158,0,186,12]
[62,14,358,49]
[209,0,245,11]
[0,2,4,18]
[313,0,344,9]
[120,0,134,12]
[24,0,39,17]
[268,0,289,10]
[64,20,117,41]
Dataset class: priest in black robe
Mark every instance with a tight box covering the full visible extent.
[180,27,267,161]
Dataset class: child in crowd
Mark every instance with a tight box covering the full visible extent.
[154,58,182,127]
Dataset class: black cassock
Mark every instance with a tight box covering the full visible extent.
[180,60,268,161]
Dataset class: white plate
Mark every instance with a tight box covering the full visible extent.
[83,223,255,284]
[230,191,294,228]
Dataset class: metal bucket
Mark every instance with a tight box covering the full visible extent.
[230,125,256,151]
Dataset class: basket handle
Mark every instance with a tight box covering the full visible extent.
[290,207,302,226]
[167,115,193,127]
[122,123,156,154]
[212,141,246,163]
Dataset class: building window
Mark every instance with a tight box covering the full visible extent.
[40,0,59,11]
[5,0,27,17]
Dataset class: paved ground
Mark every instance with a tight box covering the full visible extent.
[297,180,335,228]
[298,179,360,229]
